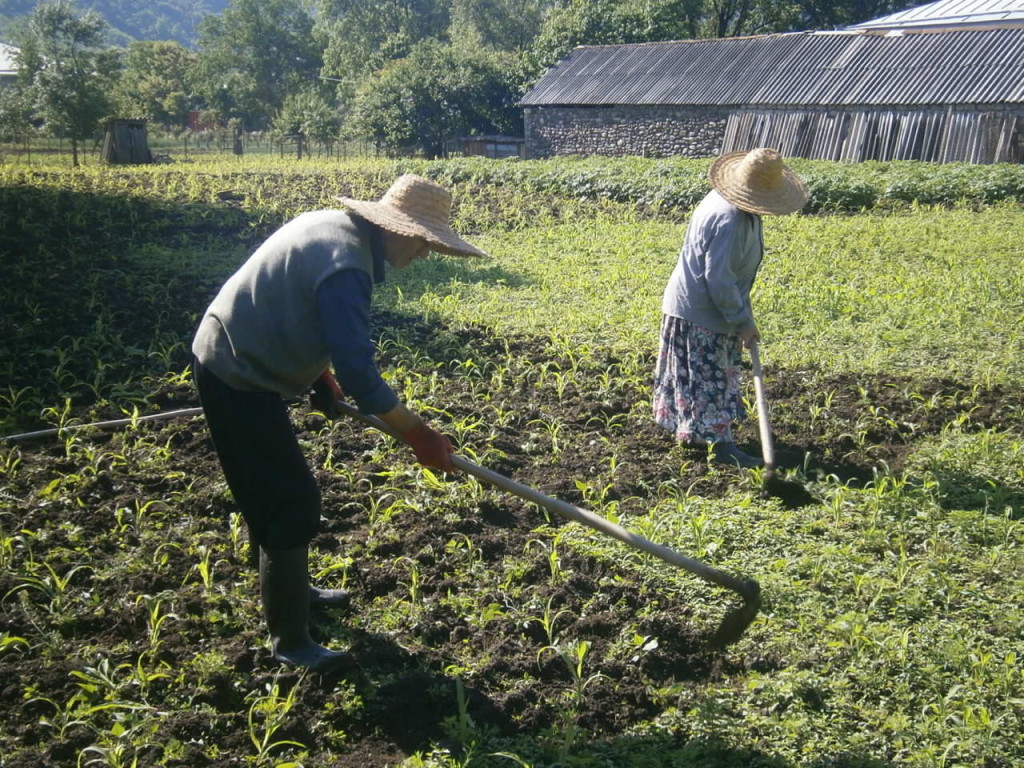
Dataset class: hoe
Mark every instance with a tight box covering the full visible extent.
[2,400,763,648]
[334,400,762,649]
[749,340,817,507]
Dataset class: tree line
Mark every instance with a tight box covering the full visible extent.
[0,0,914,163]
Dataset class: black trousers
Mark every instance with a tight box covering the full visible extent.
[193,357,320,550]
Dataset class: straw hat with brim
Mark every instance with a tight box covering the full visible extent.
[337,174,487,258]
[709,148,809,216]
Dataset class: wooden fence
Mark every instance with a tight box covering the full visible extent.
[0,133,380,165]
[723,108,1023,164]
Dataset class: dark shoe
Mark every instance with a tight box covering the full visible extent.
[712,443,764,469]
[309,586,351,609]
[260,546,349,671]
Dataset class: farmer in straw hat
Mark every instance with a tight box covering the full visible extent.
[192,174,487,671]
[654,148,809,468]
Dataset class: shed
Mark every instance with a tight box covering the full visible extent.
[100,119,152,164]
[0,43,18,88]
[520,27,1024,163]
[449,135,526,159]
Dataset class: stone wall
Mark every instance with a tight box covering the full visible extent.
[524,103,1024,164]
[524,105,728,159]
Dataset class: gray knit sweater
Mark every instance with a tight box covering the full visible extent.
[192,210,375,396]
[661,190,763,335]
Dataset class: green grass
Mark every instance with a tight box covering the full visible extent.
[388,203,1024,384]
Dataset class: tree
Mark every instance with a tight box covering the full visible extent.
[698,0,805,38]
[13,1,122,166]
[797,0,918,30]
[346,39,521,158]
[313,0,451,83]
[0,83,34,145]
[113,40,197,128]
[190,0,321,129]
[450,0,555,53]
[272,87,340,153]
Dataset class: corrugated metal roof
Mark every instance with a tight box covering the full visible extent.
[850,0,1024,31]
[519,29,1024,107]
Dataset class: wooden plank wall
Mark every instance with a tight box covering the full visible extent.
[722,109,1022,163]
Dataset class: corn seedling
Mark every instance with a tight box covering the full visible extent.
[6,562,92,615]
[526,415,565,456]
[187,544,228,591]
[150,542,182,572]
[227,511,246,561]
[79,707,162,768]
[136,593,177,654]
[246,675,307,765]
[441,674,478,747]
[445,533,484,573]
[395,556,423,604]
[29,691,97,741]
[314,554,353,591]
[524,537,566,584]
[525,596,572,646]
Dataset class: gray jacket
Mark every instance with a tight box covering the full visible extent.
[661,190,763,335]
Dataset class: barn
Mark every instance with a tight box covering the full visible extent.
[0,43,18,88]
[520,3,1024,164]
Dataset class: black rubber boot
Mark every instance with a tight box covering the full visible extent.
[249,526,349,608]
[712,442,764,469]
[259,546,350,671]
[309,586,351,608]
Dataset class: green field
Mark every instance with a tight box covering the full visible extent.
[1,156,1022,767]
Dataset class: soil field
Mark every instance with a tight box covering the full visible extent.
[2,166,1022,767]
[3,306,1023,766]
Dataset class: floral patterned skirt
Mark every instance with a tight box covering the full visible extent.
[652,315,744,445]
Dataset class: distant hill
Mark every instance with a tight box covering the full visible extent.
[0,0,232,48]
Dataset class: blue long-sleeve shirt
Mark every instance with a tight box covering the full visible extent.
[316,269,398,414]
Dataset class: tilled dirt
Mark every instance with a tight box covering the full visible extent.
[1,313,1022,767]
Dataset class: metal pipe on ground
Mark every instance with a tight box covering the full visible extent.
[0,407,204,443]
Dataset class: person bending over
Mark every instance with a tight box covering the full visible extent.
[192,174,487,670]
[654,148,808,468]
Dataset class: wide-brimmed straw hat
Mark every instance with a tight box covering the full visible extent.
[709,148,809,216]
[337,174,487,258]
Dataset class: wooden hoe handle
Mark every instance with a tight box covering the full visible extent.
[334,400,758,600]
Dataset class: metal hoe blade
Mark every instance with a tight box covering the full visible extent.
[706,578,761,649]
[750,340,817,507]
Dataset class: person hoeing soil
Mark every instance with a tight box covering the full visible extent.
[654,148,809,468]
[191,174,487,671]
